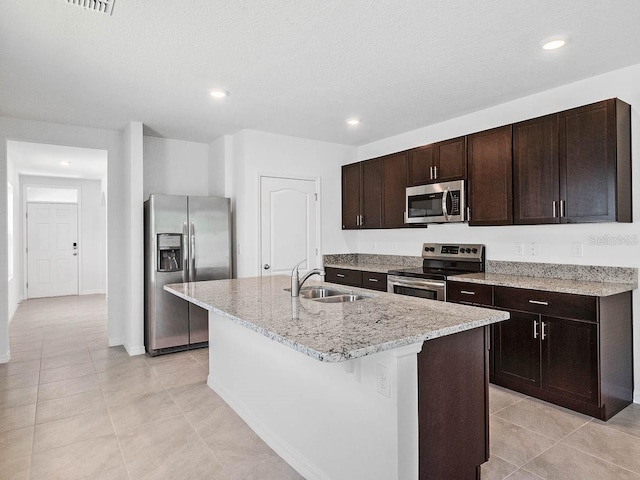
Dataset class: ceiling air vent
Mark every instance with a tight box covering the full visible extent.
[66,0,115,15]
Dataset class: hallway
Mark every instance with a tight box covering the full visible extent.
[0,295,301,480]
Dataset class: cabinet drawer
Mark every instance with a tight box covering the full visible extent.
[494,286,597,322]
[324,267,362,287]
[447,281,493,306]
[362,272,388,291]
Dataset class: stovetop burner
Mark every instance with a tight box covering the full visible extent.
[388,243,485,280]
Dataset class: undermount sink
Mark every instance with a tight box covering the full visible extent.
[285,286,366,303]
[312,294,366,303]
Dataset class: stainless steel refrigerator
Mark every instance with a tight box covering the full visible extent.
[144,194,232,356]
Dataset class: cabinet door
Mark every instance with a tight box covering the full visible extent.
[361,158,382,228]
[341,163,361,229]
[559,99,616,223]
[382,152,408,228]
[467,126,513,226]
[541,316,598,405]
[434,136,466,182]
[408,145,435,186]
[492,310,540,387]
[513,114,560,224]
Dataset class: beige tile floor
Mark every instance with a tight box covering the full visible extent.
[2,295,640,479]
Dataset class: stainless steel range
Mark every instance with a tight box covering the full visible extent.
[387,243,485,301]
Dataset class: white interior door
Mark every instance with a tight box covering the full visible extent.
[27,203,79,298]
[260,177,319,276]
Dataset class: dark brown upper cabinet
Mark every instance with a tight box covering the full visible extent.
[341,162,361,229]
[361,158,383,229]
[514,99,631,225]
[381,152,408,228]
[343,155,404,230]
[513,113,560,224]
[559,99,631,223]
[467,125,513,226]
[407,136,467,186]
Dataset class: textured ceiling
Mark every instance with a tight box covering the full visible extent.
[8,141,107,179]
[1,0,640,146]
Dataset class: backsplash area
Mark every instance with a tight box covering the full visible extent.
[323,254,637,285]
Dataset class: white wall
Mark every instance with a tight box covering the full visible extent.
[19,175,107,297]
[124,122,145,355]
[354,62,640,401]
[230,130,357,278]
[0,116,128,363]
[143,136,209,199]
[7,158,20,322]
[208,135,230,197]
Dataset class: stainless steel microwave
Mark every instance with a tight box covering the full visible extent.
[405,180,466,224]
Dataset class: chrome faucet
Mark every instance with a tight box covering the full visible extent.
[291,260,325,297]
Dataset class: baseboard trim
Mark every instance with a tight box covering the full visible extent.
[633,392,640,404]
[207,375,330,480]
[81,289,107,295]
[108,337,123,347]
[124,344,146,356]
[0,352,10,364]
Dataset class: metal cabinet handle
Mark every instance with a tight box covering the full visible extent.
[263,264,270,270]
[528,300,549,306]
[429,166,434,180]
[336,273,345,278]
[552,200,557,218]
[360,214,365,226]
[460,290,476,295]
[560,200,566,218]
[541,321,547,340]
[433,165,438,179]
[533,320,539,339]
[367,278,379,282]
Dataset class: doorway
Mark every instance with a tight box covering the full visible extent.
[26,202,79,298]
[259,175,320,277]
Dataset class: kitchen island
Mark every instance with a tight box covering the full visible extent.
[165,276,509,480]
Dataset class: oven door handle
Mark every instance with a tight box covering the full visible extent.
[441,188,451,221]
[388,276,445,290]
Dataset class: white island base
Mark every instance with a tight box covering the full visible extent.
[207,310,484,480]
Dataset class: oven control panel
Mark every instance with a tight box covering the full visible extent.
[422,243,484,261]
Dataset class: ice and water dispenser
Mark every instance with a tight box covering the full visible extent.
[157,233,182,272]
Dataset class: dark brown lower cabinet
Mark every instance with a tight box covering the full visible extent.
[418,326,489,480]
[491,286,632,420]
[324,267,387,292]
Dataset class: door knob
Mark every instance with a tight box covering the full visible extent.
[263,264,270,270]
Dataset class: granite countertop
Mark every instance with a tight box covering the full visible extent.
[323,262,401,274]
[450,272,636,297]
[165,276,508,363]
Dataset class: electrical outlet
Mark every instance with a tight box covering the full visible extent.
[391,242,398,251]
[515,243,524,256]
[526,242,539,256]
[376,363,390,398]
[572,242,584,257]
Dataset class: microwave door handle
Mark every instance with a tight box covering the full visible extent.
[441,188,451,221]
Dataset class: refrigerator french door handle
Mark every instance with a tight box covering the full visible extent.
[182,222,189,283]
[190,222,196,282]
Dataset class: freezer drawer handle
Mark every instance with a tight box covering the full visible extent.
[460,290,476,295]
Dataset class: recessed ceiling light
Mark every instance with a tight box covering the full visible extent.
[60,161,71,166]
[210,89,229,99]
[346,118,361,126]
[542,39,566,50]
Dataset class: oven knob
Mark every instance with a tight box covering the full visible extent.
[430,247,435,252]
[472,248,478,253]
